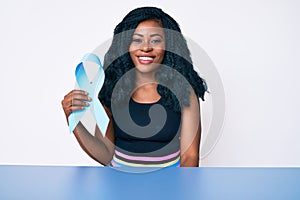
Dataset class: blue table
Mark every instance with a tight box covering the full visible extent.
[0,165,299,200]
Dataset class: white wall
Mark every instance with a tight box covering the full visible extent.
[0,0,299,166]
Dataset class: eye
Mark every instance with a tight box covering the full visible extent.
[151,39,162,44]
[132,38,142,43]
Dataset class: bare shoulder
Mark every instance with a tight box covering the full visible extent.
[182,88,200,113]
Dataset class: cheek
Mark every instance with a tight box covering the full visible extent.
[129,53,137,66]
[129,46,136,59]
[129,44,134,53]
[129,43,139,52]
[157,50,165,61]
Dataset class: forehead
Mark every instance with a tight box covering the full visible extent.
[133,20,164,35]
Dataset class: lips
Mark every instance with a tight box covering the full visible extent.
[137,56,155,64]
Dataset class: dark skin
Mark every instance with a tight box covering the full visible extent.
[62,89,115,165]
[61,20,202,167]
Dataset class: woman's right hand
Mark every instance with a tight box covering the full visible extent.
[61,89,91,119]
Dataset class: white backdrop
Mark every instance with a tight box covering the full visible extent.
[0,0,299,166]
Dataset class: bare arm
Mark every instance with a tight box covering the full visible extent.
[62,90,115,166]
[180,89,201,167]
[73,117,115,165]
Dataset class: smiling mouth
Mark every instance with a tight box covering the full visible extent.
[138,56,155,64]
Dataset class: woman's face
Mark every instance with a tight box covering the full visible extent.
[129,19,165,74]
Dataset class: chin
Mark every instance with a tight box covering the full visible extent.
[135,64,160,74]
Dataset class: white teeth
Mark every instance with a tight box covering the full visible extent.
[138,56,154,61]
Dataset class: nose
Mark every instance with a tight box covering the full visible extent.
[140,41,153,52]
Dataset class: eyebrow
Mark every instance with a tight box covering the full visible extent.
[150,33,163,38]
[133,33,163,38]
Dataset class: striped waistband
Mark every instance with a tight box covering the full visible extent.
[111,150,181,168]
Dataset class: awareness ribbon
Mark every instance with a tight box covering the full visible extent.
[68,53,109,136]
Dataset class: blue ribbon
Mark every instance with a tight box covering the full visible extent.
[68,53,109,136]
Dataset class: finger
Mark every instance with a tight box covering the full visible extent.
[69,105,85,112]
[63,98,89,110]
[63,91,91,104]
[62,90,91,117]
[71,89,88,95]
[64,90,88,99]
[71,93,92,101]
[71,99,90,107]
[65,106,85,118]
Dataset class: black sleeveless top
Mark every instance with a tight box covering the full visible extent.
[110,96,182,167]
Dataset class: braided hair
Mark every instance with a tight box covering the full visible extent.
[99,6,207,113]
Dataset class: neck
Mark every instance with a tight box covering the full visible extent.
[132,82,160,103]
[135,71,157,87]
